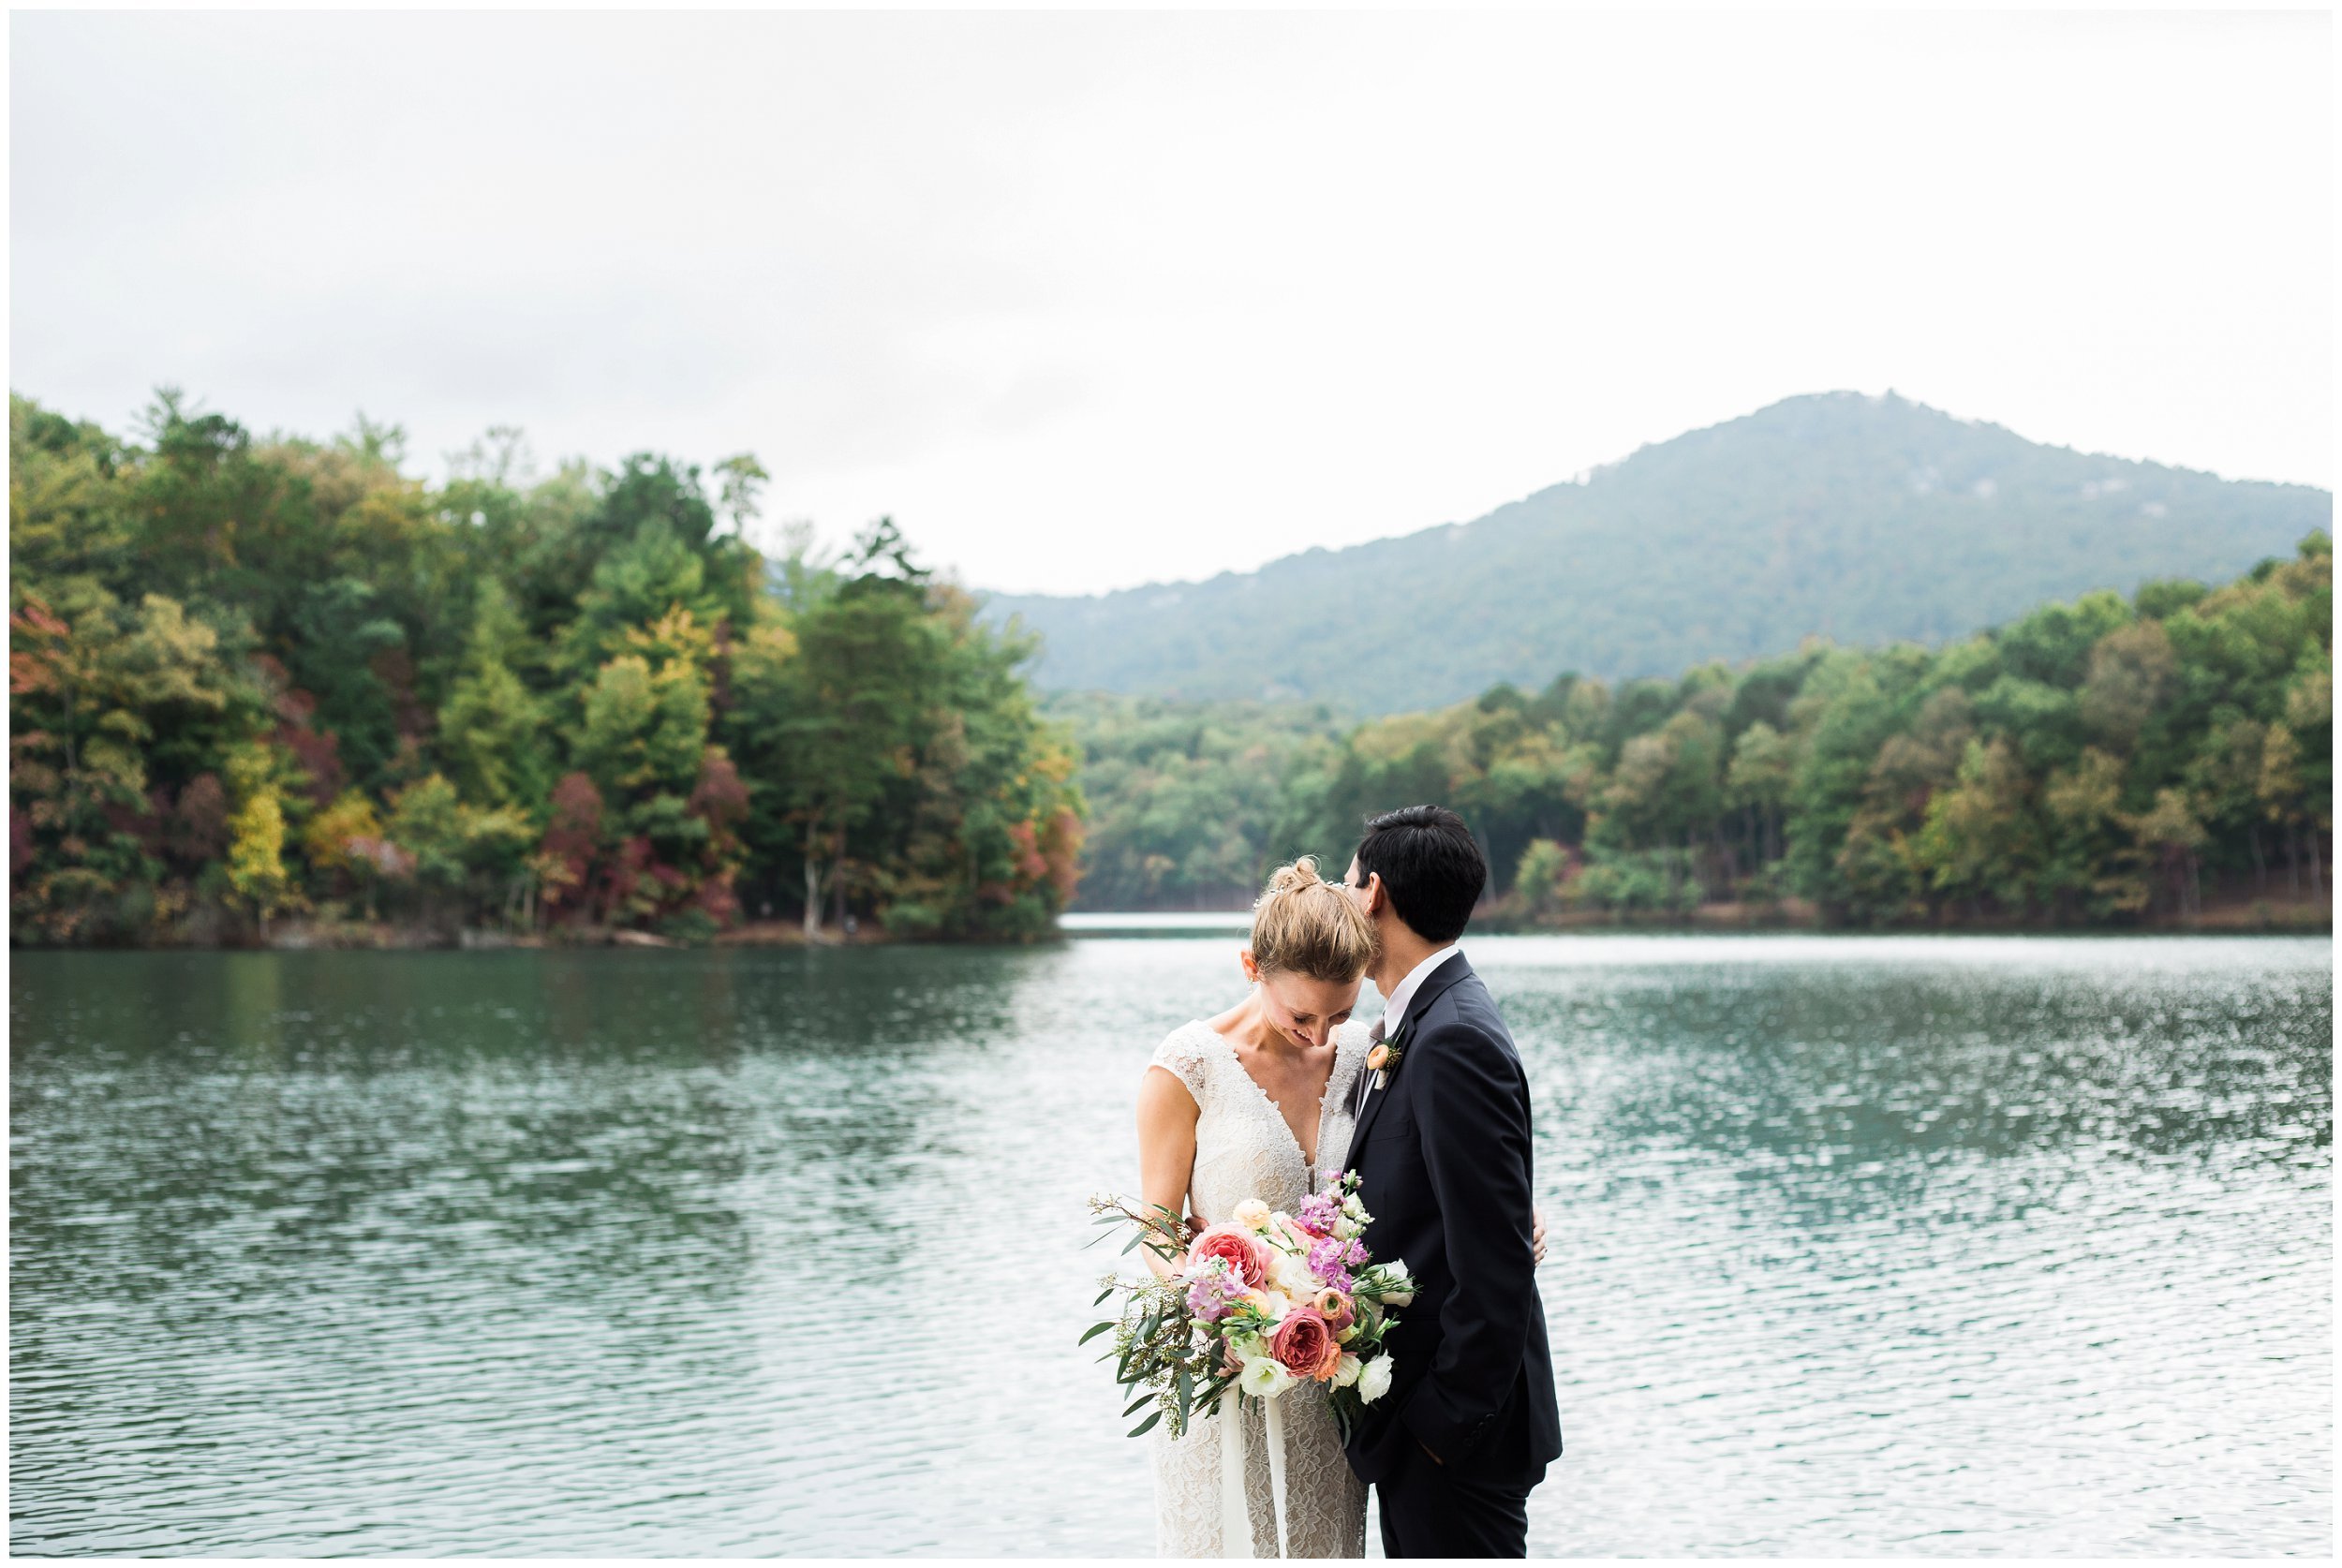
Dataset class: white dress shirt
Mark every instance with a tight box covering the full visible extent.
[1378,943,1463,1039]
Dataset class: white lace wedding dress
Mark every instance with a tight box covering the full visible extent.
[1146,1019,1372,1559]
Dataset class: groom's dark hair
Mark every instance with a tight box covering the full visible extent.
[1353,805,1485,944]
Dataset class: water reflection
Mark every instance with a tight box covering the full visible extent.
[11,938,2331,1555]
[1496,949,2332,1168]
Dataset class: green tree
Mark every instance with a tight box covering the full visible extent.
[1727,720,1796,866]
[1914,737,2041,915]
[437,582,551,810]
[766,525,940,936]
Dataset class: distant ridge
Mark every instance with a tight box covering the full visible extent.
[983,392,2332,715]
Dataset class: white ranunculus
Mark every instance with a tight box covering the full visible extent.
[1371,1261,1416,1307]
[1231,1199,1272,1232]
[1270,1250,1318,1299]
[1240,1355,1296,1399]
[1356,1353,1395,1404]
[1331,1353,1363,1389]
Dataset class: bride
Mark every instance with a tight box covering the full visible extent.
[1135,859,1543,1557]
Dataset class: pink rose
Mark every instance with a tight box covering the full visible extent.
[1268,1308,1342,1381]
[1186,1223,1267,1289]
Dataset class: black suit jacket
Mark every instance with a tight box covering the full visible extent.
[1344,954,1564,1488]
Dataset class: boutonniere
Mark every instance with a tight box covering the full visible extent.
[1366,1027,1407,1091]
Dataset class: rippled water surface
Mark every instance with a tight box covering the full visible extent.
[10,936,2332,1555]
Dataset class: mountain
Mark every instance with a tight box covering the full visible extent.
[982,392,2333,715]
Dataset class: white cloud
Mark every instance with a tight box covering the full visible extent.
[11,10,2331,595]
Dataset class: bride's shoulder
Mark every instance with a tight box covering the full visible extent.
[1320,1019,1373,1108]
[1146,1021,1222,1096]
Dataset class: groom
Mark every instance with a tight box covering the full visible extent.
[1341,805,1562,1558]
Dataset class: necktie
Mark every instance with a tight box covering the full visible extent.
[1350,1017,1386,1119]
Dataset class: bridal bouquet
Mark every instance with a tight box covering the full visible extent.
[1084,1169,1416,1442]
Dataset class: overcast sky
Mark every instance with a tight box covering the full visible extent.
[12,10,2332,596]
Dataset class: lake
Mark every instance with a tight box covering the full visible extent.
[9,935,2331,1556]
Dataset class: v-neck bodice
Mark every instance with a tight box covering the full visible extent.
[1149,1018,1371,1222]
[1209,1026,1341,1172]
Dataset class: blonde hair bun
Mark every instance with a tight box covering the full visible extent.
[1250,856,1375,984]
[1266,859,1326,895]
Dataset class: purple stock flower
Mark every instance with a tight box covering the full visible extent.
[1306,1236,1356,1291]
[1186,1261,1244,1323]
[1295,1191,1341,1237]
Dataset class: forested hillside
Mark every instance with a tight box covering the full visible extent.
[15,389,2328,943]
[9,394,1083,946]
[992,393,2332,714]
[1063,536,2332,925]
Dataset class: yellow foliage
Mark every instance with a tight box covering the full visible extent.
[303,790,384,874]
[227,789,298,922]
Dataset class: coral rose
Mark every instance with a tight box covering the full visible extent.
[1267,1307,1343,1381]
[1186,1222,1267,1289]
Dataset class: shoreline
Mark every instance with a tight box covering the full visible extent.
[10,896,2327,953]
[1474,895,2332,937]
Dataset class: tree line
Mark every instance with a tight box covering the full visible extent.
[9,393,1082,946]
[1065,533,2332,925]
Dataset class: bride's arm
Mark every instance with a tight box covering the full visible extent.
[1135,1066,1202,1281]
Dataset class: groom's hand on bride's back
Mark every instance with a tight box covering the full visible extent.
[1532,1205,1548,1267]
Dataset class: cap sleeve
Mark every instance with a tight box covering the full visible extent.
[1148,1024,1213,1102]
